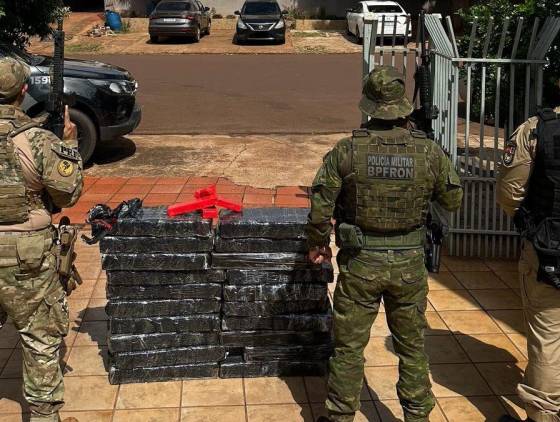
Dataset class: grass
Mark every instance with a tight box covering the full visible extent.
[292,31,328,38]
[66,42,102,53]
[119,19,132,34]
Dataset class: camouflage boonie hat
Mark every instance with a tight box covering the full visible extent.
[359,66,414,120]
[0,58,30,103]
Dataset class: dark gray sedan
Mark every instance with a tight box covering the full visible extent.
[149,0,211,43]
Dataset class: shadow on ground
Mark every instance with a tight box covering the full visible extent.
[86,137,137,169]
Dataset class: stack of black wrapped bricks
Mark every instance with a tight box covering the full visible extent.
[99,207,333,384]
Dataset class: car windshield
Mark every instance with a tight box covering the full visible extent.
[157,2,192,11]
[0,44,44,65]
[242,2,280,15]
[367,5,403,13]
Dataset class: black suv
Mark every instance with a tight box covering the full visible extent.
[0,45,141,163]
[149,0,212,43]
[234,0,287,44]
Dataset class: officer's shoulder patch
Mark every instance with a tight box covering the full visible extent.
[57,159,75,177]
[51,143,80,161]
[352,129,370,138]
[410,129,427,139]
[502,141,516,166]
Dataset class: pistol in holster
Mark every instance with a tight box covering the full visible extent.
[57,216,82,296]
[336,223,364,252]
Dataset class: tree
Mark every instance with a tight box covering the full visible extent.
[0,0,67,48]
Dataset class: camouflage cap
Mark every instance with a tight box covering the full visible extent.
[359,66,414,120]
[0,58,30,103]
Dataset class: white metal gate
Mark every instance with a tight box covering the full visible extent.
[362,14,560,258]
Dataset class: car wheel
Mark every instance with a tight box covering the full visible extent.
[356,26,363,45]
[192,26,201,42]
[150,34,159,43]
[346,22,352,35]
[206,21,211,35]
[69,108,97,163]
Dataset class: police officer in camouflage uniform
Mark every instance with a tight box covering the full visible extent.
[0,57,83,422]
[306,66,463,422]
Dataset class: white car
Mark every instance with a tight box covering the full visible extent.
[346,1,411,44]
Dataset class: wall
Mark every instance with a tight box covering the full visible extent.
[104,0,468,18]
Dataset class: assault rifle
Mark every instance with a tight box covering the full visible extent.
[46,18,66,140]
[412,7,445,273]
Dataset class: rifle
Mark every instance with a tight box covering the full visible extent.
[412,8,446,273]
[46,18,65,140]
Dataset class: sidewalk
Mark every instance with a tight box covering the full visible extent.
[0,176,528,422]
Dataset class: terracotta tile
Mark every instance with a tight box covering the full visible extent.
[143,193,179,206]
[425,312,450,336]
[117,184,153,195]
[311,401,379,421]
[494,271,520,289]
[92,277,108,299]
[71,200,100,213]
[443,257,491,272]
[485,259,519,273]
[364,366,399,400]
[216,184,246,194]
[74,321,108,346]
[374,400,446,422]
[59,410,113,422]
[67,298,89,324]
[181,184,209,194]
[63,375,118,411]
[438,396,506,421]
[427,272,464,290]
[245,203,275,208]
[182,406,245,422]
[0,413,29,422]
[370,314,391,337]
[117,381,181,409]
[243,193,274,205]
[275,195,310,207]
[187,176,218,185]
[430,363,492,397]
[507,334,528,359]
[113,408,180,422]
[245,187,274,195]
[150,183,185,194]
[75,261,101,280]
[454,271,508,289]
[0,378,28,414]
[80,193,115,203]
[247,403,313,422]
[245,376,307,404]
[0,323,19,349]
[439,311,502,334]
[64,346,108,376]
[182,378,244,406]
[428,289,480,311]
[488,310,526,335]
[127,176,158,185]
[276,186,309,196]
[364,337,398,366]
[500,395,528,420]
[425,336,469,364]
[476,362,526,395]
[456,334,527,363]
[83,298,109,322]
[95,177,128,186]
[218,193,244,204]
[470,289,522,310]
[86,184,122,194]
[69,278,96,300]
[304,376,371,403]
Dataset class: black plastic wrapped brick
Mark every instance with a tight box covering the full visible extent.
[100,236,213,254]
[218,208,308,239]
[219,357,327,378]
[107,284,222,300]
[221,330,332,347]
[107,207,212,238]
[214,237,307,253]
[102,253,209,271]
[107,270,226,286]
[243,344,333,362]
[108,332,220,353]
[106,300,221,318]
[226,266,333,285]
[108,314,221,335]
[211,253,308,270]
[223,284,327,302]
[109,363,218,384]
[221,313,333,332]
[222,298,330,317]
[110,346,226,369]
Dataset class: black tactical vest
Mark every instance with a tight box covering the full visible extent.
[336,127,434,236]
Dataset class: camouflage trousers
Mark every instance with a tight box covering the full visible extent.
[0,228,68,421]
[326,247,435,422]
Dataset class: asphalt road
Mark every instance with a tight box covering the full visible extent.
[90,54,367,134]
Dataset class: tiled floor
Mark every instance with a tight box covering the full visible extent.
[1,177,529,422]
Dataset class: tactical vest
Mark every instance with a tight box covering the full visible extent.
[0,111,39,224]
[525,109,560,222]
[336,128,434,243]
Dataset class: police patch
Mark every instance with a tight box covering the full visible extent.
[52,143,80,161]
[367,154,415,179]
[57,160,75,177]
[503,142,516,166]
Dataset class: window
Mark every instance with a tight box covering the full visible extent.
[367,5,404,13]
[157,2,193,11]
[242,2,281,15]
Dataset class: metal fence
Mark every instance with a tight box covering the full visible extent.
[362,13,560,258]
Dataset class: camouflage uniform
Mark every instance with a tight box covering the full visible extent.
[0,58,83,422]
[306,67,463,422]
[497,107,560,422]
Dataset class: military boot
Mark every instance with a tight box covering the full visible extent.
[499,415,535,422]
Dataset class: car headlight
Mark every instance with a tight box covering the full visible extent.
[237,19,248,29]
[89,79,136,95]
[273,20,285,29]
